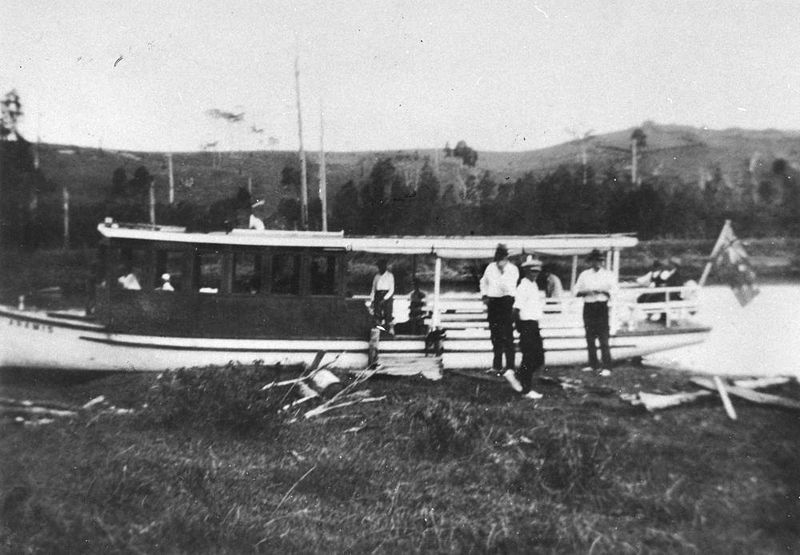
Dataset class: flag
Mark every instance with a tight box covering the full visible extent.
[711,221,759,307]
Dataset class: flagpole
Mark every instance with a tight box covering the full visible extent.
[698,219,731,288]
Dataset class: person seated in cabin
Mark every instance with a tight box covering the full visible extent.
[395,279,428,336]
[537,264,564,298]
[370,259,395,335]
[157,273,174,291]
[637,258,684,322]
[249,212,265,230]
[117,266,141,290]
[636,260,666,304]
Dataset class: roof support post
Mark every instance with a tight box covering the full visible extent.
[432,256,442,329]
[570,255,578,292]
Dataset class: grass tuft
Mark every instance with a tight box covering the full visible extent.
[139,362,286,435]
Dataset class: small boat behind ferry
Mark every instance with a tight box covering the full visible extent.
[0,220,711,372]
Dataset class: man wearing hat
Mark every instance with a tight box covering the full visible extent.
[505,255,545,399]
[575,249,616,373]
[480,243,519,374]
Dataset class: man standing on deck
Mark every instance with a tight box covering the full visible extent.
[575,249,616,374]
[480,244,519,375]
[371,259,395,335]
[505,255,545,399]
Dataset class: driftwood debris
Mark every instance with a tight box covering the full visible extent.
[713,376,738,420]
[624,375,800,415]
[628,390,713,412]
[692,377,800,412]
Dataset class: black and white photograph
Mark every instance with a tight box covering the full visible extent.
[1,1,799,552]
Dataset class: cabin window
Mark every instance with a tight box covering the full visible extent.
[195,251,223,293]
[233,251,263,294]
[309,254,337,295]
[115,247,147,290]
[155,250,184,291]
[272,253,300,295]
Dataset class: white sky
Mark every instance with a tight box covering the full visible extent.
[2,0,800,152]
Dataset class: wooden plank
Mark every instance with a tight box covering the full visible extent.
[713,376,738,420]
[692,378,800,411]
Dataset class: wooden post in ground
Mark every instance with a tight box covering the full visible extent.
[319,102,327,232]
[368,327,380,366]
[294,55,309,231]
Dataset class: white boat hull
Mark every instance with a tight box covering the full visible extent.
[0,305,710,372]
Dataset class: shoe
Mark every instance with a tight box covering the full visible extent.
[485,368,501,375]
[503,370,523,392]
[599,369,611,377]
[524,390,543,400]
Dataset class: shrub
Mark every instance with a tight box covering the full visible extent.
[405,399,483,459]
[140,362,286,434]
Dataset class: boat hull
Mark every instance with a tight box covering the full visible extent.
[1,305,710,372]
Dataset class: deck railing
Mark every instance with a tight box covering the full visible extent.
[356,283,702,334]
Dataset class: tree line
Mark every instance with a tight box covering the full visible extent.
[330,157,800,239]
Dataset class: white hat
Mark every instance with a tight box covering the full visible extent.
[520,255,542,270]
[161,273,171,281]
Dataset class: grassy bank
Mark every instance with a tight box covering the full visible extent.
[2,365,799,553]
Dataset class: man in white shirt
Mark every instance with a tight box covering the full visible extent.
[480,244,519,374]
[371,259,395,334]
[505,255,545,399]
[117,267,141,290]
[575,249,616,372]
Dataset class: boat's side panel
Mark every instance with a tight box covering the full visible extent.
[0,307,374,371]
[97,290,373,340]
[440,327,710,369]
[0,305,709,372]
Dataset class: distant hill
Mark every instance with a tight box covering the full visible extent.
[33,122,800,216]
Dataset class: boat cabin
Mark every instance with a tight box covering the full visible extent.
[95,224,373,339]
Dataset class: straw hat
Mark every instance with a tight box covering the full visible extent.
[520,255,543,270]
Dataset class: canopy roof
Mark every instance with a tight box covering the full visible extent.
[98,222,637,259]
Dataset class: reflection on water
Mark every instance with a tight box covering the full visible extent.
[646,284,800,378]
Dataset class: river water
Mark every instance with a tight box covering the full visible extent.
[644,284,800,378]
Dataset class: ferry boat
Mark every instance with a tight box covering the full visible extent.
[0,220,711,372]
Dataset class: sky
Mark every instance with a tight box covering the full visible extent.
[2,0,800,153]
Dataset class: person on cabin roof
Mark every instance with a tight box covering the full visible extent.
[480,243,519,375]
[371,259,395,335]
[504,255,546,400]
[158,273,174,291]
[575,249,616,374]
[117,266,141,290]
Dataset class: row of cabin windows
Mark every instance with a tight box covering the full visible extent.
[114,247,339,296]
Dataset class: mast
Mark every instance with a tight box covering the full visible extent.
[294,55,309,230]
[319,100,327,231]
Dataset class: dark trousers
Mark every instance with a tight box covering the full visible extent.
[487,296,515,370]
[516,320,544,393]
[583,302,612,369]
[374,290,393,328]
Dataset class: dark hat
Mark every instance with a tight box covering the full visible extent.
[494,243,509,261]
[520,255,543,270]
[587,249,604,262]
